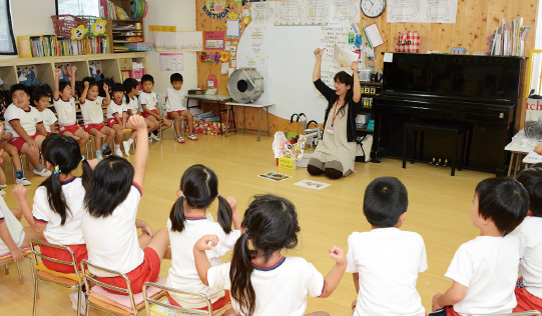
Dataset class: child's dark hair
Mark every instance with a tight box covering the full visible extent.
[111,83,124,93]
[170,73,183,83]
[475,177,529,236]
[141,74,154,84]
[363,177,408,228]
[169,164,232,233]
[82,77,99,90]
[10,84,28,98]
[84,156,134,218]
[40,134,93,225]
[31,88,50,105]
[516,168,542,217]
[58,81,71,94]
[123,78,139,103]
[230,194,300,316]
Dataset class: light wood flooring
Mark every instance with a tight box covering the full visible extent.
[0,130,490,315]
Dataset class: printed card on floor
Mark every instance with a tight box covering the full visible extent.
[294,179,331,190]
[258,171,291,182]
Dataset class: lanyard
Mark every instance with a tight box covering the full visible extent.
[331,100,341,127]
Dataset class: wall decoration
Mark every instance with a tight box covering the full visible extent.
[202,0,231,19]
[204,31,225,50]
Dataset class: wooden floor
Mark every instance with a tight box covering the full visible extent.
[0,130,490,316]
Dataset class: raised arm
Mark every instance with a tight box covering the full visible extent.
[193,234,219,285]
[53,68,61,100]
[80,81,89,104]
[351,62,361,103]
[70,66,77,93]
[313,48,325,82]
[129,115,148,186]
[320,245,347,298]
[103,83,111,105]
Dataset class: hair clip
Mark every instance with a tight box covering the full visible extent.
[54,165,61,174]
[216,194,221,198]
[245,230,252,236]
[81,155,85,161]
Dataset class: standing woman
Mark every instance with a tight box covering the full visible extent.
[308,48,361,179]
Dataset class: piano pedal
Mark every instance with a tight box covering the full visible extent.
[429,158,435,165]
[435,158,442,166]
[443,159,448,167]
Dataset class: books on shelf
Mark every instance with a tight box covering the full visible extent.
[101,0,130,20]
[18,35,109,58]
[489,16,530,56]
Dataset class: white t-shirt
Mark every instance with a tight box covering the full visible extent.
[445,235,520,316]
[32,177,86,245]
[164,87,186,112]
[0,196,25,255]
[82,183,144,277]
[4,104,43,138]
[346,228,427,316]
[123,95,139,115]
[166,215,241,307]
[39,108,58,133]
[53,97,77,126]
[207,256,325,316]
[512,216,542,298]
[106,100,126,120]
[138,91,157,111]
[80,97,106,125]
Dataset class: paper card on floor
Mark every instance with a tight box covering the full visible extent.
[258,171,291,181]
[294,179,330,190]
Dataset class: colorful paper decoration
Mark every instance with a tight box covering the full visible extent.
[91,18,107,36]
[71,25,88,40]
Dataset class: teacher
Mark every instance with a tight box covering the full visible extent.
[307,48,361,179]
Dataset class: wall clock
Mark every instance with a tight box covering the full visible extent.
[360,0,386,18]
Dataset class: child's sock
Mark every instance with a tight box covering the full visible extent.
[100,143,109,151]
[96,150,103,160]
[34,165,46,172]
[126,138,134,145]
[15,170,23,179]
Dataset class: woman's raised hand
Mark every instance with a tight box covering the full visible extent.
[314,48,325,59]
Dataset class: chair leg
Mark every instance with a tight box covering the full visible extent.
[411,130,417,164]
[403,128,408,168]
[77,287,81,316]
[16,261,23,285]
[32,277,39,316]
[4,263,9,275]
[451,131,459,176]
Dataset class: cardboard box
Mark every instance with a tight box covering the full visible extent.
[119,58,132,71]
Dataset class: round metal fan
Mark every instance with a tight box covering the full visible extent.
[227,69,264,103]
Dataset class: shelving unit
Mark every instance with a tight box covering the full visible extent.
[112,19,145,53]
[357,81,383,133]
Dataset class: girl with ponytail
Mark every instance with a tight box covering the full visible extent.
[166,164,241,313]
[194,194,347,316]
[12,133,93,273]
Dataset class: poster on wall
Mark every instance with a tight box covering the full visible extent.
[159,53,183,71]
[204,31,225,50]
[149,31,203,51]
[387,0,458,23]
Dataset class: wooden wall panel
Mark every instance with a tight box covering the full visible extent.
[196,0,540,133]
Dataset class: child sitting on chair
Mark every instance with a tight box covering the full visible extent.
[164,73,197,143]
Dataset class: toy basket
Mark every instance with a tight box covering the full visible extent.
[51,15,89,38]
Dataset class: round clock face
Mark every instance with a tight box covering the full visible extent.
[360,0,386,18]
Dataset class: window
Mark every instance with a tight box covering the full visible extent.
[0,0,16,55]
[56,0,100,17]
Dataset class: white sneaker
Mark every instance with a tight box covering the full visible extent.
[33,168,52,177]
[150,133,161,141]
[123,141,131,157]
[148,136,153,143]
[0,184,6,188]
[16,177,31,186]
[114,147,123,157]
[0,189,6,196]
[69,291,86,315]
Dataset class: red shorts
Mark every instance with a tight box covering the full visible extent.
[8,133,41,152]
[167,290,230,311]
[107,118,119,128]
[513,283,542,312]
[83,123,106,133]
[142,109,158,119]
[97,247,160,295]
[40,241,88,274]
[166,110,186,119]
[59,124,80,135]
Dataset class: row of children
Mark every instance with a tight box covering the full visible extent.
[0,68,198,195]
[1,117,541,315]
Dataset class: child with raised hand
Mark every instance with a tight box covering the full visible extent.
[165,73,197,143]
[106,83,131,156]
[431,177,529,316]
[511,167,542,312]
[5,84,51,177]
[166,164,241,312]
[53,66,90,148]
[347,177,427,316]
[79,78,116,160]
[139,74,172,142]
[194,194,347,316]
[82,114,169,295]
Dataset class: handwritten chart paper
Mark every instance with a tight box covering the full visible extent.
[387,0,458,23]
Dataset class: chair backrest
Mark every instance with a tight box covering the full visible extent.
[30,237,81,278]
[142,282,212,316]
[80,259,138,313]
[471,311,542,316]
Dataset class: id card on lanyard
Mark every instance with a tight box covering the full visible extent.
[326,100,341,135]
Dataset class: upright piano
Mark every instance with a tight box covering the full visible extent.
[373,53,523,175]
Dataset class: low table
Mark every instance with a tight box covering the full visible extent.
[225,102,273,141]
[504,142,532,177]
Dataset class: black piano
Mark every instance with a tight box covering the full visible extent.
[373,53,523,175]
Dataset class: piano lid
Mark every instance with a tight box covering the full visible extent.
[382,53,523,104]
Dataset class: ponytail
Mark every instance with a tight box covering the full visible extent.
[230,233,256,316]
[41,172,70,225]
[216,195,232,234]
[81,159,93,191]
[169,195,186,233]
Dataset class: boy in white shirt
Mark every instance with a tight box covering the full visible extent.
[139,74,171,142]
[31,89,57,134]
[347,176,427,316]
[512,166,542,312]
[53,66,90,148]
[165,73,197,143]
[431,177,528,316]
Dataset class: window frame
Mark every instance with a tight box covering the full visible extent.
[0,0,17,55]
[55,0,100,17]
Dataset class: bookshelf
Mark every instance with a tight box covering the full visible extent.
[112,19,145,53]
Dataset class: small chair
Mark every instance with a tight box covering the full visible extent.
[0,247,32,285]
[471,311,542,316]
[142,282,212,316]
[80,260,165,316]
[30,238,84,316]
